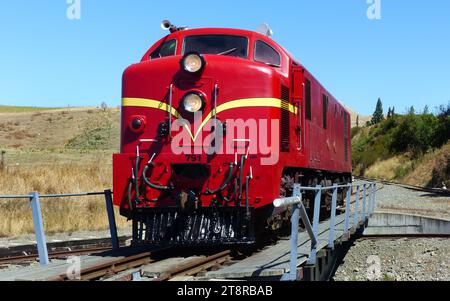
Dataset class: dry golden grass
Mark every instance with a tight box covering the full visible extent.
[364,141,450,188]
[403,141,450,188]
[0,161,129,237]
[364,156,405,180]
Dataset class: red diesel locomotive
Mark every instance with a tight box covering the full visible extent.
[113,21,352,246]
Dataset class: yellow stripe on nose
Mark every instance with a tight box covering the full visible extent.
[122,97,298,142]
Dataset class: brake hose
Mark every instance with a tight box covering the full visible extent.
[134,156,141,202]
[142,163,175,191]
[204,163,235,196]
[238,155,246,200]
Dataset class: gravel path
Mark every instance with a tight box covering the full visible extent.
[374,183,450,220]
[334,238,449,281]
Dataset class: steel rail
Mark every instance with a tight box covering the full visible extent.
[0,246,113,265]
[155,250,232,281]
[355,176,449,195]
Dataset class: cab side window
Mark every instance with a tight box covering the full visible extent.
[322,94,329,129]
[305,78,312,120]
[150,39,177,59]
[254,40,281,67]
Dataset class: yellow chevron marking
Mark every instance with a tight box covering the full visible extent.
[122,97,298,142]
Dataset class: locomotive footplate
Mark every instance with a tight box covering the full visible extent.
[131,207,255,246]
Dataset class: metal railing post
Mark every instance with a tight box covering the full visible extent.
[344,185,351,237]
[354,185,360,226]
[104,189,119,251]
[30,192,49,266]
[328,184,338,248]
[289,184,301,281]
[371,183,377,214]
[362,184,367,221]
[308,185,322,265]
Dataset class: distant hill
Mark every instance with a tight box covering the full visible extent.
[0,107,119,159]
[343,105,371,128]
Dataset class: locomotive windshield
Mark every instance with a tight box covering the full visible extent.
[183,35,248,58]
[150,39,177,59]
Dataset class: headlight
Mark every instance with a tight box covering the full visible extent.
[183,93,204,113]
[181,52,205,73]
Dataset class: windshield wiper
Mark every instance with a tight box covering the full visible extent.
[217,48,237,56]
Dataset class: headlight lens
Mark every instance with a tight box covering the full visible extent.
[181,53,205,73]
[183,93,204,113]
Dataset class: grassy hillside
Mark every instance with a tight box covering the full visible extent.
[0,107,119,153]
[352,104,450,188]
[0,107,125,237]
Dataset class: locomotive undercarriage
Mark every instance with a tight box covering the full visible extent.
[266,169,352,234]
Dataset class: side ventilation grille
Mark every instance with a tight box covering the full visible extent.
[280,85,290,152]
[344,113,349,162]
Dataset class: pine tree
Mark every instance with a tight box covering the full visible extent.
[356,115,360,127]
[371,98,384,125]
[387,107,392,119]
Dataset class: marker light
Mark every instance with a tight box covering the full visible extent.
[130,116,146,133]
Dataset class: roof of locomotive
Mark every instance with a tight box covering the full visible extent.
[144,27,349,115]
[163,27,279,43]
[151,27,295,59]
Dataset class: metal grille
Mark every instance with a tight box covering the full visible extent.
[280,85,290,152]
[344,113,349,161]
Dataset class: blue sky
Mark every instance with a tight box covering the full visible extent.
[0,0,449,115]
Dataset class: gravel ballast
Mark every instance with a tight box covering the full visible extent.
[334,238,449,281]
[335,183,450,281]
[374,184,450,220]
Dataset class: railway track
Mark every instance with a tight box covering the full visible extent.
[0,246,113,265]
[0,236,131,265]
[147,250,232,281]
[355,177,449,195]
[50,248,233,281]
